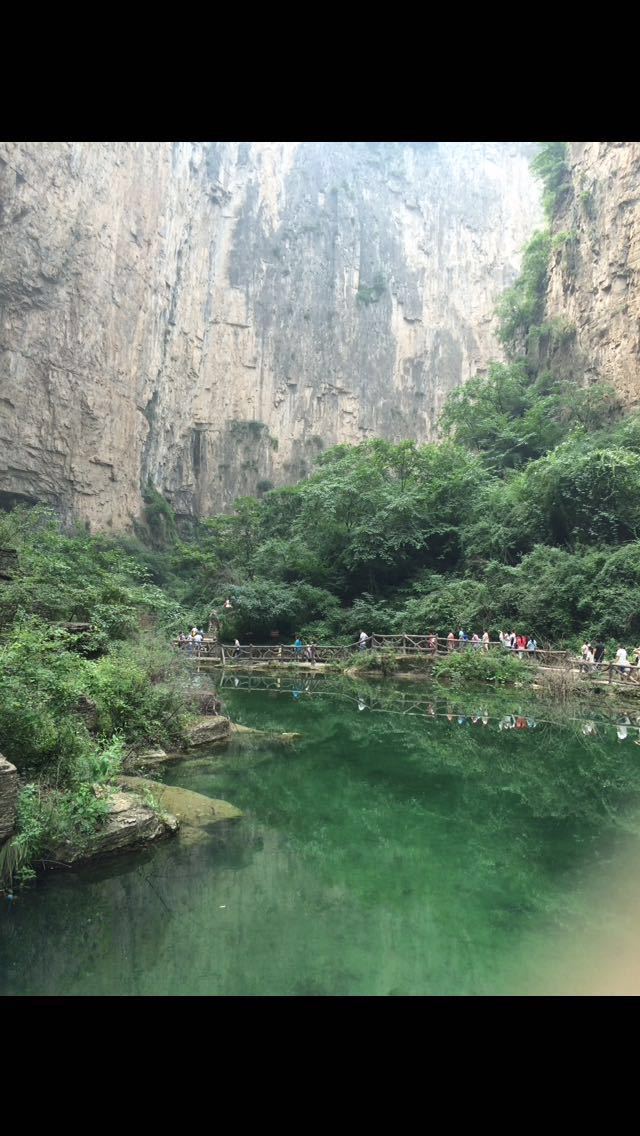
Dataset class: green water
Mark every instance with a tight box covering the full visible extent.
[3,678,640,996]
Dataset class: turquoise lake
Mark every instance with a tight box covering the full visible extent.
[3,675,640,996]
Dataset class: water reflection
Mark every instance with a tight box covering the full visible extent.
[216,670,640,743]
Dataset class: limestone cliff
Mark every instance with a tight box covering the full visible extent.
[0,141,542,528]
[545,142,640,407]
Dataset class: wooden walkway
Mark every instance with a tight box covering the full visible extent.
[174,634,640,685]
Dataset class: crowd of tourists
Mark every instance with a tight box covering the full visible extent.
[177,621,640,682]
[178,627,206,654]
[442,629,538,657]
[579,639,640,679]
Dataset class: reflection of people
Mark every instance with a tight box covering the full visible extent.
[582,721,597,736]
[617,715,631,741]
[357,696,367,711]
[292,688,302,701]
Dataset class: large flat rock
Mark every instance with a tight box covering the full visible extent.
[49,790,178,865]
[118,776,242,831]
[184,716,232,747]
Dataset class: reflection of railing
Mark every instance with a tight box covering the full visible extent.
[217,673,640,737]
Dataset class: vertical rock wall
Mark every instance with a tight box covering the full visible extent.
[545,142,640,407]
[0,141,543,527]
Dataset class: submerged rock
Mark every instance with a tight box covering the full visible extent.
[230,723,301,745]
[118,776,242,834]
[117,776,241,849]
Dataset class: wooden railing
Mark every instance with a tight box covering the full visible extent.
[173,635,640,683]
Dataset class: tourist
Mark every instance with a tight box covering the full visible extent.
[194,629,203,655]
[526,636,537,659]
[509,631,516,650]
[458,628,465,647]
[294,636,304,658]
[305,643,316,665]
[359,630,370,651]
[234,638,241,658]
[615,645,631,678]
[471,633,481,650]
[224,598,233,609]
[517,634,527,659]
[594,640,606,668]
[428,634,437,654]
[447,631,455,651]
[582,644,595,674]
[482,631,490,652]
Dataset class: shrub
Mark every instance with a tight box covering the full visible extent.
[433,649,532,686]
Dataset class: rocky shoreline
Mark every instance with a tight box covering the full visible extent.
[0,714,301,881]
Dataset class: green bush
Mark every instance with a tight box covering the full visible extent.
[531,142,571,220]
[350,649,398,676]
[87,642,189,747]
[433,649,532,686]
[0,782,112,886]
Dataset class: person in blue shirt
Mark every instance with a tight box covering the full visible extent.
[294,636,304,658]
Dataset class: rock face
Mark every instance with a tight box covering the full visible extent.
[0,755,18,844]
[0,141,542,528]
[545,142,640,409]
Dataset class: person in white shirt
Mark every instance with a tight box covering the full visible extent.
[615,646,630,677]
[359,631,369,651]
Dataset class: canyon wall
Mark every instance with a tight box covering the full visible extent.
[0,141,543,528]
[545,141,640,407]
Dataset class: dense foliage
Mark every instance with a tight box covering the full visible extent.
[0,509,192,884]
